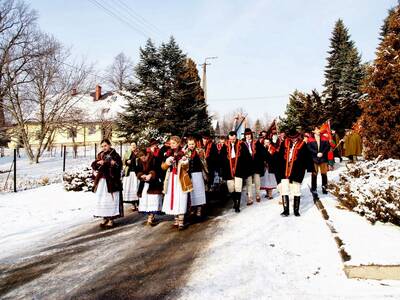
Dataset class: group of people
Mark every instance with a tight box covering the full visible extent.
[91,125,340,230]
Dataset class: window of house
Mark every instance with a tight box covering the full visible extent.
[88,125,96,135]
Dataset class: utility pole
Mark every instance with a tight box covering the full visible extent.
[200,56,217,101]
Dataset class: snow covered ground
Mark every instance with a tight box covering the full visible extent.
[0,184,97,261]
[1,160,400,298]
[178,167,400,300]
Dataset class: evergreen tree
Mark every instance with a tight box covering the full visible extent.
[118,39,165,140]
[280,90,324,133]
[168,57,212,136]
[380,7,396,40]
[360,6,400,159]
[323,19,364,133]
[279,90,305,133]
[118,37,212,140]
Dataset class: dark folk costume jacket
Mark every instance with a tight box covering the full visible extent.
[221,140,252,180]
[123,150,138,176]
[241,139,269,175]
[187,149,204,174]
[136,153,163,197]
[202,141,219,177]
[307,136,330,164]
[91,148,123,193]
[274,138,314,184]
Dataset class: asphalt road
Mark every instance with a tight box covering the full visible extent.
[0,197,229,300]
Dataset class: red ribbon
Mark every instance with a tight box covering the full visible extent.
[170,167,177,210]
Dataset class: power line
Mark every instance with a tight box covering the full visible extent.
[113,0,165,37]
[87,0,151,39]
[108,0,162,39]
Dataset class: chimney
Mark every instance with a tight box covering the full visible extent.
[94,84,102,101]
[71,88,77,96]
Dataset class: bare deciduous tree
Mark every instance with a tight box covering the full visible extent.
[4,32,92,163]
[0,0,38,151]
[105,52,134,91]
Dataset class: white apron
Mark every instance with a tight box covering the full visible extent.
[190,172,206,206]
[122,172,139,202]
[94,178,121,217]
[139,183,162,213]
[162,172,188,215]
[261,169,277,189]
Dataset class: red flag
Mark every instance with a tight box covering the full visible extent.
[320,120,332,142]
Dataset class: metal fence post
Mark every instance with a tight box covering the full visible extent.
[13,149,17,193]
[63,145,66,172]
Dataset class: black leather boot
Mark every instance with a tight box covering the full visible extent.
[322,174,328,194]
[280,196,289,216]
[294,196,301,216]
[234,192,241,213]
[311,174,317,192]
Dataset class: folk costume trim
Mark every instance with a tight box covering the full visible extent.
[284,138,305,178]
[226,141,241,178]
[205,142,213,159]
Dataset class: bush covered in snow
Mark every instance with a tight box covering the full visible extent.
[328,158,400,226]
[63,167,94,192]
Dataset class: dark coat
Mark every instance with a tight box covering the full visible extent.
[91,148,123,193]
[124,151,138,176]
[241,139,268,175]
[307,137,330,164]
[221,140,252,180]
[136,153,163,196]
[188,150,204,173]
[262,145,275,174]
[274,139,314,184]
[204,142,219,174]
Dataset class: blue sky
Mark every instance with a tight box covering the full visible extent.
[28,0,397,121]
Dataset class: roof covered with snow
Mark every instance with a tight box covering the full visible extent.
[72,90,133,123]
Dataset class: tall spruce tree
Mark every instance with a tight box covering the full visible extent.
[118,37,212,140]
[380,8,396,40]
[360,6,400,159]
[118,39,165,140]
[323,19,364,133]
[280,90,324,133]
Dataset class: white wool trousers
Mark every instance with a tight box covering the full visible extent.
[278,179,301,197]
[227,177,243,193]
[246,174,261,198]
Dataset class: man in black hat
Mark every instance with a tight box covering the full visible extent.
[274,128,314,216]
[242,128,267,204]
[220,131,251,213]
